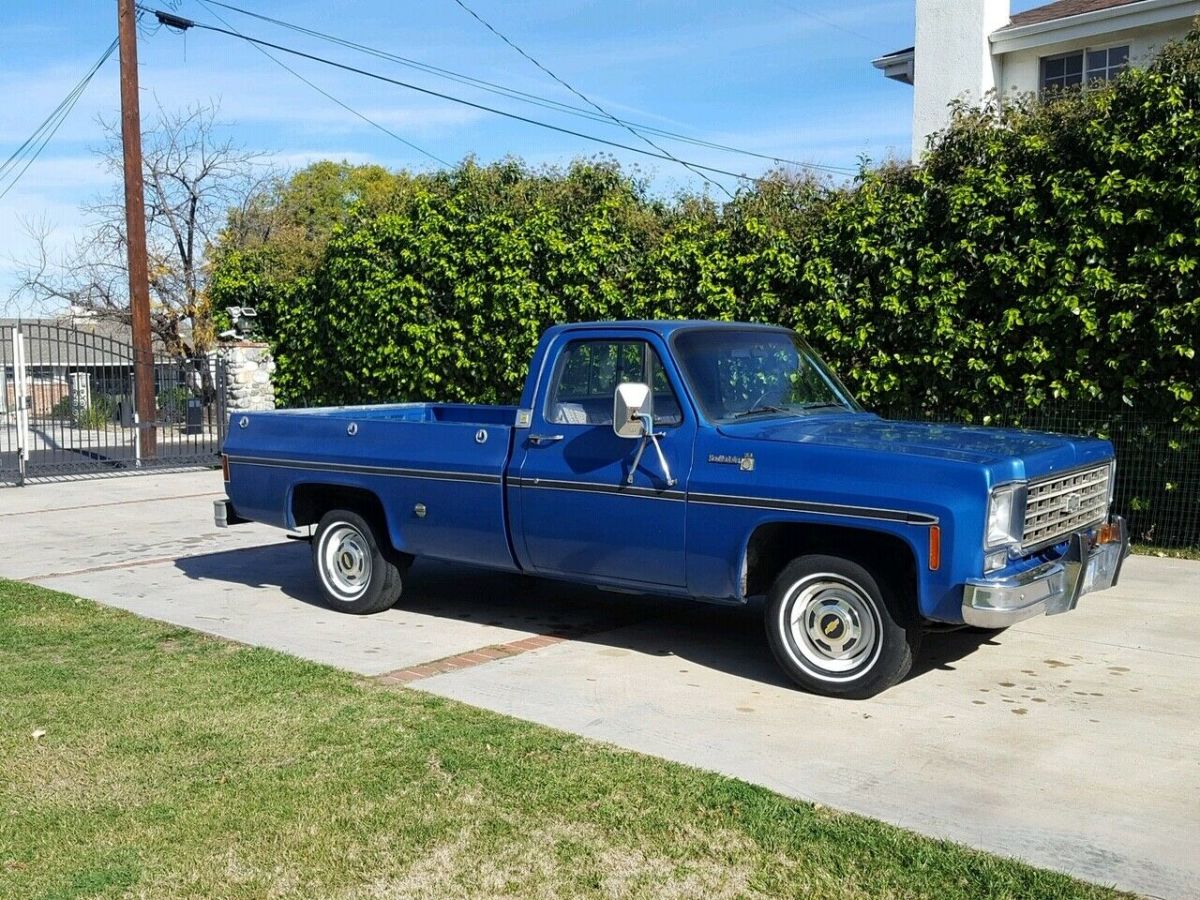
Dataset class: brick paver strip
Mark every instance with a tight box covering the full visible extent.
[376,624,631,686]
[373,607,663,686]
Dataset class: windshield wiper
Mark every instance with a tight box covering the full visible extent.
[797,402,846,412]
[732,405,789,419]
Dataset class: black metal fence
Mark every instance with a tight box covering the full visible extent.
[883,400,1200,551]
[1,321,227,483]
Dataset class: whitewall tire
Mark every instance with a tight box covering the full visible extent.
[765,554,920,699]
[312,509,403,615]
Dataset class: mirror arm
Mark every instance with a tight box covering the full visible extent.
[626,413,677,487]
[647,431,676,487]
[626,437,648,485]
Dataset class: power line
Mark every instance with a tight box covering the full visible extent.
[448,0,732,198]
[193,0,450,167]
[199,0,854,176]
[0,37,119,202]
[771,1,876,46]
[146,9,834,185]
[1,39,118,182]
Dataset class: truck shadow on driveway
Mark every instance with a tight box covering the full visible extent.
[176,542,1000,691]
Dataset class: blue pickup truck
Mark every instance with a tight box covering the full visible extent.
[216,320,1128,698]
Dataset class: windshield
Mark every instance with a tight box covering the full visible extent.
[673,328,861,423]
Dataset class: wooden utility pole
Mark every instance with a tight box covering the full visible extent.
[118,0,156,458]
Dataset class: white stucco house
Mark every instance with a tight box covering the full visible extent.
[874,0,1200,158]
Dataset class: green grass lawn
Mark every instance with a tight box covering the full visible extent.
[0,580,1128,900]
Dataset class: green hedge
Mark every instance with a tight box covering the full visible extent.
[213,30,1199,423]
[210,28,1200,546]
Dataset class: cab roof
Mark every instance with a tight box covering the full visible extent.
[543,320,790,339]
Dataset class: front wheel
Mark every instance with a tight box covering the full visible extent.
[765,555,920,699]
[312,509,404,615]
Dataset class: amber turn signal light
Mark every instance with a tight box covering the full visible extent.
[928,525,941,571]
[1097,522,1120,545]
[221,454,230,482]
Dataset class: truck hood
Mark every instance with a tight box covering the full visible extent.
[718,413,1112,475]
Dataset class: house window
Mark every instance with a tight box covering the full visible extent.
[1086,45,1129,83]
[1042,52,1083,91]
[1041,45,1128,93]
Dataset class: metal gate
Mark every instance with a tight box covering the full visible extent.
[1,321,226,484]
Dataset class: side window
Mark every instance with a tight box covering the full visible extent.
[647,351,682,426]
[548,340,683,427]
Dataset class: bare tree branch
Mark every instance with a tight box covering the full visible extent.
[9,100,270,355]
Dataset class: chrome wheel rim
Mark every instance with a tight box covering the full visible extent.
[785,576,880,677]
[320,524,372,600]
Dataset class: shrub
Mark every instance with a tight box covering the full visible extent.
[50,394,73,420]
[209,28,1200,547]
[213,27,1200,423]
[156,386,191,424]
[75,396,117,429]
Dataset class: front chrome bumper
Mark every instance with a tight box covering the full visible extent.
[961,516,1129,629]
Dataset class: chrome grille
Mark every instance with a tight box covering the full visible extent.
[1023,464,1110,550]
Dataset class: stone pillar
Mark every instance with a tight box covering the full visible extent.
[218,342,276,414]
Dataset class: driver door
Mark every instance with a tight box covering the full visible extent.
[515,335,692,587]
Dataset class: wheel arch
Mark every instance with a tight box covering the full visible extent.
[742,520,921,621]
[290,481,411,564]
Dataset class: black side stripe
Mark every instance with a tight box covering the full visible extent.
[226,455,502,485]
[228,456,937,525]
[517,478,936,525]
[688,492,938,525]
[512,476,685,502]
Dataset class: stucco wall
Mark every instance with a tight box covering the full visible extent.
[913,0,1011,158]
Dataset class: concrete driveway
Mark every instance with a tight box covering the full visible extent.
[2,470,1197,898]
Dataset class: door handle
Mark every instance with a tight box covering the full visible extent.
[529,433,564,445]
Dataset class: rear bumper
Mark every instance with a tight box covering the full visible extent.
[961,516,1129,629]
[213,498,248,528]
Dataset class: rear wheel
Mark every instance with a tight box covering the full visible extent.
[765,555,920,699]
[312,509,403,615]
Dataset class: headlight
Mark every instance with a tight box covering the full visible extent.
[985,483,1026,550]
[1107,459,1117,507]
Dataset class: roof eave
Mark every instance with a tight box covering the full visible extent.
[871,48,915,85]
[991,0,1200,54]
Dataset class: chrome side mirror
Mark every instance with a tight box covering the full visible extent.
[613,381,675,487]
[613,382,652,439]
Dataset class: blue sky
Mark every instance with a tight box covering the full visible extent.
[0,0,1045,311]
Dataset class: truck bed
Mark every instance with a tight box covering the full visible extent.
[222,403,519,571]
[263,402,519,426]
